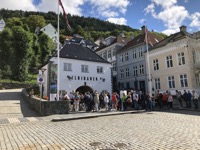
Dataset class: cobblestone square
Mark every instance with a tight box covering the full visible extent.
[0,110,200,150]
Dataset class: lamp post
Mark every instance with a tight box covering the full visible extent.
[41,68,46,99]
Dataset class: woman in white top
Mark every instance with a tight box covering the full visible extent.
[104,94,109,111]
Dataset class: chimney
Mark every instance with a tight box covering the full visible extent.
[141,26,146,34]
[180,25,187,32]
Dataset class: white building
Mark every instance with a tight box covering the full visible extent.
[39,23,58,43]
[41,43,112,100]
[0,19,5,31]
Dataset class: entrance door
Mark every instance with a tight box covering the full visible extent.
[76,85,93,94]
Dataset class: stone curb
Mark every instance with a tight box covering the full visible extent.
[51,110,145,122]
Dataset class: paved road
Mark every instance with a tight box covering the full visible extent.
[0,110,200,150]
[1,89,200,149]
[0,89,39,119]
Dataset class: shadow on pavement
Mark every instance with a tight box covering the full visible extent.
[155,109,200,116]
[0,90,41,117]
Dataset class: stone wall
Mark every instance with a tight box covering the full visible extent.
[22,89,69,116]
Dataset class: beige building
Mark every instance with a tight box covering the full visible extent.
[146,26,200,95]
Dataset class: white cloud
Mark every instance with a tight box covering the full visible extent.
[88,0,130,17]
[37,0,84,16]
[139,19,146,24]
[106,17,127,25]
[145,0,189,35]
[189,12,200,30]
[162,28,179,36]
[0,0,36,11]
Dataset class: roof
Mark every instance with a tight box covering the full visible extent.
[119,32,163,52]
[57,43,110,64]
[95,35,131,52]
[150,31,190,50]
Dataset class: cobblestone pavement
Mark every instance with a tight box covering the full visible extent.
[0,89,40,119]
[0,110,200,150]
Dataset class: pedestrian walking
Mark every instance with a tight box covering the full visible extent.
[168,92,173,110]
[104,93,109,111]
[192,90,199,109]
[94,92,100,112]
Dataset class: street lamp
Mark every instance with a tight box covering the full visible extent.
[41,68,46,99]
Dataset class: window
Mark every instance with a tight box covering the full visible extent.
[133,66,138,77]
[63,63,72,71]
[125,68,129,77]
[168,76,175,88]
[180,74,188,87]
[120,54,124,62]
[112,62,116,72]
[178,52,185,65]
[139,47,143,57]
[125,52,129,61]
[103,51,106,59]
[97,66,103,73]
[113,48,116,57]
[108,50,111,58]
[166,55,173,68]
[153,59,159,71]
[120,69,124,78]
[139,64,144,74]
[132,49,137,60]
[154,78,160,90]
[81,65,88,73]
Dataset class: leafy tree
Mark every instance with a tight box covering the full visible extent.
[26,15,46,32]
[0,28,13,78]
[6,17,23,28]
[38,31,54,65]
[11,26,33,81]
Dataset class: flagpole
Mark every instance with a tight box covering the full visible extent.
[145,25,152,96]
[57,0,60,100]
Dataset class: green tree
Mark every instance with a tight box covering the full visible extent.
[0,28,13,78]
[38,32,54,65]
[26,15,46,32]
[11,26,33,81]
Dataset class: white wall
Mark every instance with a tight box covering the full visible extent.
[45,57,112,96]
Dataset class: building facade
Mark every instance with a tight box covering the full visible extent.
[95,34,131,92]
[117,26,162,92]
[41,43,112,100]
[147,26,200,95]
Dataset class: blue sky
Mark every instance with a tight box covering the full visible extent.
[1,0,200,35]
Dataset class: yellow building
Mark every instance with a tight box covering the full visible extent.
[146,26,200,95]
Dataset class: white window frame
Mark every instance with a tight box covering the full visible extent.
[132,49,137,60]
[180,74,188,87]
[120,69,124,78]
[125,52,129,61]
[97,66,103,73]
[154,78,160,90]
[139,64,144,75]
[108,50,111,58]
[133,66,138,77]
[120,54,124,62]
[166,55,173,68]
[112,62,116,72]
[168,76,175,88]
[103,51,106,60]
[81,65,89,73]
[153,59,159,71]
[178,52,185,66]
[125,68,129,78]
[139,47,143,57]
[63,63,72,71]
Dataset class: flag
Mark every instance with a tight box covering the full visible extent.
[59,0,73,31]
[145,26,153,47]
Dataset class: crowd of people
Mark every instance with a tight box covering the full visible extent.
[58,89,200,112]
